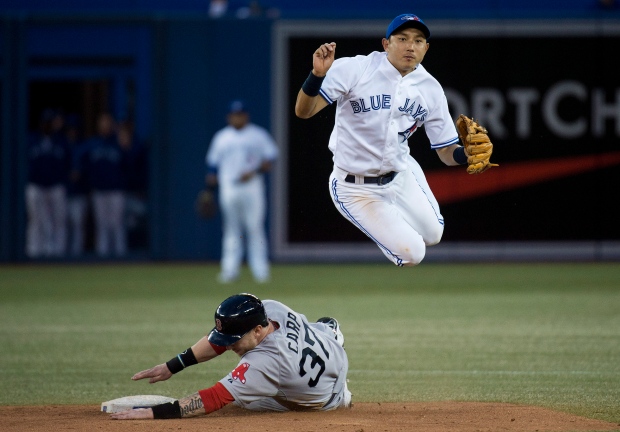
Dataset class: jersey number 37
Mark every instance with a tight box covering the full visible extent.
[299,322,330,387]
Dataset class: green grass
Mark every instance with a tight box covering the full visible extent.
[0,262,619,424]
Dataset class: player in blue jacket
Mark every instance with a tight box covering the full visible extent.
[25,108,71,257]
[80,113,130,257]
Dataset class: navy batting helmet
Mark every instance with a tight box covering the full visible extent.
[208,293,269,347]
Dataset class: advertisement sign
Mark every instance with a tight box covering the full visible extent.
[272,20,620,260]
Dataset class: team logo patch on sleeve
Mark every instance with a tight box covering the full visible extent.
[231,362,250,384]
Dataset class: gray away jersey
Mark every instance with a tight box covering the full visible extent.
[219,300,349,411]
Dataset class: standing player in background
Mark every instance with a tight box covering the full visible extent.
[109,293,350,420]
[25,108,70,258]
[117,120,149,249]
[295,14,495,267]
[80,112,129,257]
[65,113,90,257]
[205,100,278,283]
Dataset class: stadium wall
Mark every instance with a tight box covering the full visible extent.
[0,8,619,262]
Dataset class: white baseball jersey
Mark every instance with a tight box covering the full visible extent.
[219,300,349,411]
[206,123,278,187]
[319,51,459,176]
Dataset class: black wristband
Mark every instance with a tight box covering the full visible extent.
[301,71,325,97]
[151,401,182,419]
[453,146,468,165]
[165,348,198,374]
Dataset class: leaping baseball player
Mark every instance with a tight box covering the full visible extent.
[109,293,350,420]
[295,13,497,266]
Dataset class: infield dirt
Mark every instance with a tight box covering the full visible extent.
[1,402,619,432]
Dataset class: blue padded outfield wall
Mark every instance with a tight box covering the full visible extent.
[0,16,273,261]
[1,2,619,262]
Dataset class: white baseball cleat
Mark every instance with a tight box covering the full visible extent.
[343,381,352,408]
[316,317,345,348]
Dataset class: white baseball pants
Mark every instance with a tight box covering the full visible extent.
[329,156,444,266]
[92,190,126,257]
[218,176,269,282]
[25,183,67,257]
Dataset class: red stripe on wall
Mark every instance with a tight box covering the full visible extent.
[426,151,620,205]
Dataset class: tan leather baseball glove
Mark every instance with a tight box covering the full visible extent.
[456,114,499,174]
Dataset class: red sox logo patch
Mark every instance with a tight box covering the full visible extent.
[231,362,250,384]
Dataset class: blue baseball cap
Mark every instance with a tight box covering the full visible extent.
[228,99,248,113]
[386,14,430,40]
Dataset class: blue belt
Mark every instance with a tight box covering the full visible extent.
[344,171,397,185]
